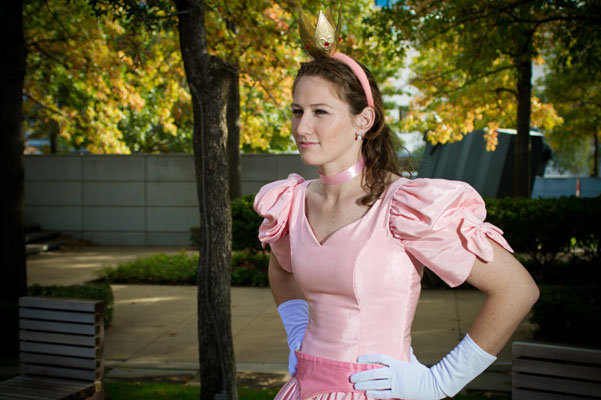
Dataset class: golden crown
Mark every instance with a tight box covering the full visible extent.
[299,6,342,58]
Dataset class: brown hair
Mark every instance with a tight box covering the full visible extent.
[292,57,403,206]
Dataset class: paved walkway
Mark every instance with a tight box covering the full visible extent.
[25,245,536,391]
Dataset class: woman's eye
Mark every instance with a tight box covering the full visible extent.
[292,109,303,116]
[315,109,328,115]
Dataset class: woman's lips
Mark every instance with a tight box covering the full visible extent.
[299,141,319,149]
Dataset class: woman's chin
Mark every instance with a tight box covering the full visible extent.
[298,152,322,167]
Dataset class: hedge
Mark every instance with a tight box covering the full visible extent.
[531,284,601,347]
[192,193,600,284]
[191,194,263,252]
[485,195,601,281]
[27,282,114,327]
[96,250,269,287]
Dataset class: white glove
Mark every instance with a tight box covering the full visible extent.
[277,299,309,376]
[350,334,496,399]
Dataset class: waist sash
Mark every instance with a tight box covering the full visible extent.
[295,351,381,399]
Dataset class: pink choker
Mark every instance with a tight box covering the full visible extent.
[319,157,365,185]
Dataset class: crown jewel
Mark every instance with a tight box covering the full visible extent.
[299,7,342,58]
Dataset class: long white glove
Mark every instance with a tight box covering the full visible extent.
[350,334,496,399]
[277,299,309,376]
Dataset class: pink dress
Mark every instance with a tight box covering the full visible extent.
[254,175,513,400]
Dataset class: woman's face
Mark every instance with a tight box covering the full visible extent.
[291,75,363,174]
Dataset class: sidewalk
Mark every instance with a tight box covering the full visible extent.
[26,245,536,391]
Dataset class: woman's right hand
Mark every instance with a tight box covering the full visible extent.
[268,250,308,376]
[277,299,309,376]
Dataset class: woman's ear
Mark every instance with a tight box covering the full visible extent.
[355,107,376,134]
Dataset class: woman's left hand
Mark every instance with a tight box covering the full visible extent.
[351,333,497,399]
[350,353,445,399]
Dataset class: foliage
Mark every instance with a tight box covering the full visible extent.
[27,282,114,327]
[485,195,601,281]
[540,48,601,176]
[369,1,569,150]
[96,250,269,287]
[231,251,269,287]
[26,0,406,154]
[104,381,279,399]
[206,190,601,287]
[192,194,263,251]
[425,195,601,288]
[231,195,263,251]
[96,251,198,284]
[213,0,406,152]
[24,0,192,154]
[531,284,601,347]
[404,43,560,150]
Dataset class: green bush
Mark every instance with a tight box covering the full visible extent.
[530,284,601,347]
[96,250,269,287]
[231,251,269,287]
[27,282,114,327]
[189,193,601,287]
[485,195,601,282]
[96,251,198,284]
[191,194,263,252]
[232,194,263,251]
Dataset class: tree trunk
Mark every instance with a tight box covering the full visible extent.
[49,119,59,154]
[173,1,237,399]
[593,131,599,177]
[0,0,27,357]
[227,73,242,200]
[513,57,532,197]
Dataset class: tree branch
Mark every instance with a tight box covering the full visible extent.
[29,42,70,69]
[23,91,63,116]
[416,64,515,97]
[495,87,518,99]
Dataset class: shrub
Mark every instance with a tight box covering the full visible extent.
[27,282,114,327]
[231,251,269,287]
[191,195,263,252]
[231,194,263,251]
[485,195,601,282]
[96,250,270,287]
[96,251,198,284]
[530,284,601,347]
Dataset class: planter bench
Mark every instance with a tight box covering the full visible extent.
[0,296,104,400]
[512,341,601,399]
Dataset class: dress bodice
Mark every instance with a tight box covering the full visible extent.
[254,175,512,364]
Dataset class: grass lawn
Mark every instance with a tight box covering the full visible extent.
[105,381,508,399]
[105,382,278,399]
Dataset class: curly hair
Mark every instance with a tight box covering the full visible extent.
[292,57,404,206]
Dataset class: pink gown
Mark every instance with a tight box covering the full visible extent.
[253,175,513,400]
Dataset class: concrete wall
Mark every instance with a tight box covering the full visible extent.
[24,154,318,246]
[531,177,601,198]
[26,154,599,246]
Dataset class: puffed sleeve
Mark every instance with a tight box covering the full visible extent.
[253,174,305,272]
[390,178,513,287]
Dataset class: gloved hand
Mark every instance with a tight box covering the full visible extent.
[350,334,496,399]
[277,299,309,376]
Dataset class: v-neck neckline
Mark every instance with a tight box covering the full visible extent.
[300,179,403,247]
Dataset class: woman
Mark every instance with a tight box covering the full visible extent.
[253,28,539,400]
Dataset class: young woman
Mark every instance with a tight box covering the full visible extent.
[253,51,539,400]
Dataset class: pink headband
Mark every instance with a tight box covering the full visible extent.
[331,52,374,108]
[298,8,374,109]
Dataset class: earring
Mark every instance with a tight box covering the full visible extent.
[355,132,363,141]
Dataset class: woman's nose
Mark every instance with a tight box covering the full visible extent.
[295,114,313,135]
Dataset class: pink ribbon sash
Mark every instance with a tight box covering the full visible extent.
[295,351,380,399]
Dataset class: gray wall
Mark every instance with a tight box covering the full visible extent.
[24,154,318,245]
[531,177,601,198]
[26,154,598,246]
